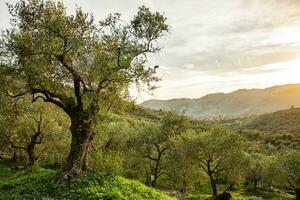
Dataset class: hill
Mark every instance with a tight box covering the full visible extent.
[232,107,300,151]
[243,107,300,134]
[140,84,300,116]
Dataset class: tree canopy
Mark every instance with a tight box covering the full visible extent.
[0,0,168,176]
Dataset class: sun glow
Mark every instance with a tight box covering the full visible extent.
[266,57,300,83]
[266,26,300,44]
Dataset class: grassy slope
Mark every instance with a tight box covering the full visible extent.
[0,160,175,200]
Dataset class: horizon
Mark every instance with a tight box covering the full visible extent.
[1,0,300,102]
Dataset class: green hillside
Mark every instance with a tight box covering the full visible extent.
[0,159,175,200]
[236,108,300,151]
[243,107,300,134]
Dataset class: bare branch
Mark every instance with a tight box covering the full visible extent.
[6,90,29,98]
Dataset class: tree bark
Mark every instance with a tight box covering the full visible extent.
[65,123,92,172]
[26,115,43,167]
[254,179,258,191]
[151,164,159,188]
[12,152,18,162]
[209,173,218,199]
[63,110,96,176]
[182,178,187,193]
[145,172,151,186]
[27,148,35,166]
[207,161,218,199]
[295,188,300,200]
[151,151,161,188]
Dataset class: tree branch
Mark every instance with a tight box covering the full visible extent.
[55,54,84,107]
[10,142,26,150]
[6,90,28,98]
[212,155,227,173]
[30,88,66,110]
[145,154,157,162]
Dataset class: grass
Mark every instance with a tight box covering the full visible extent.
[0,159,15,179]
[0,159,175,200]
[185,180,294,200]
[0,159,294,200]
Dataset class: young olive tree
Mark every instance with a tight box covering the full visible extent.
[164,134,199,193]
[276,150,300,200]
[0,94,68,167]
[129,112,188,188]
[244,153,276,192]
[10,112,44,166]
[1,0,168,177]
[186,126,243,199]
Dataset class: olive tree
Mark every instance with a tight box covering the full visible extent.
[10,112,44,166]
[129,112,188,188]
[244,153,273,191]
[276,150,300,200]
[1,0,168,177]
[186,126,243,199]
[164,134,199,193]
[0,93,69,167]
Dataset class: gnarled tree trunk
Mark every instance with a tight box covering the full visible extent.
[10,114,43,167]
[61,107,98,179]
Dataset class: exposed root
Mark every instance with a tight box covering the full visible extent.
[56,168,84,183]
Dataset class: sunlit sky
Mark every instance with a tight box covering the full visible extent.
[1,0,300,102]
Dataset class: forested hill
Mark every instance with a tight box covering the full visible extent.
[140,84,300,116]
[243,107,300,134]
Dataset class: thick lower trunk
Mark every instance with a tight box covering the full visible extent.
[64,113,95,174]
[82,134,93,171]
[27,149,35,166]
[65,131,92,172]
[209,174,218,199]
[295,188,300,200]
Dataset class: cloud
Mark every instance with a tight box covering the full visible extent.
[1,0,300,101]
[146,0,300,76]
[183,64,195,69]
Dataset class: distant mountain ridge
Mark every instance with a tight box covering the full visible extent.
[140,84,300,116]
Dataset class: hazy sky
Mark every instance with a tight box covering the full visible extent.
[1,0,300,102]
